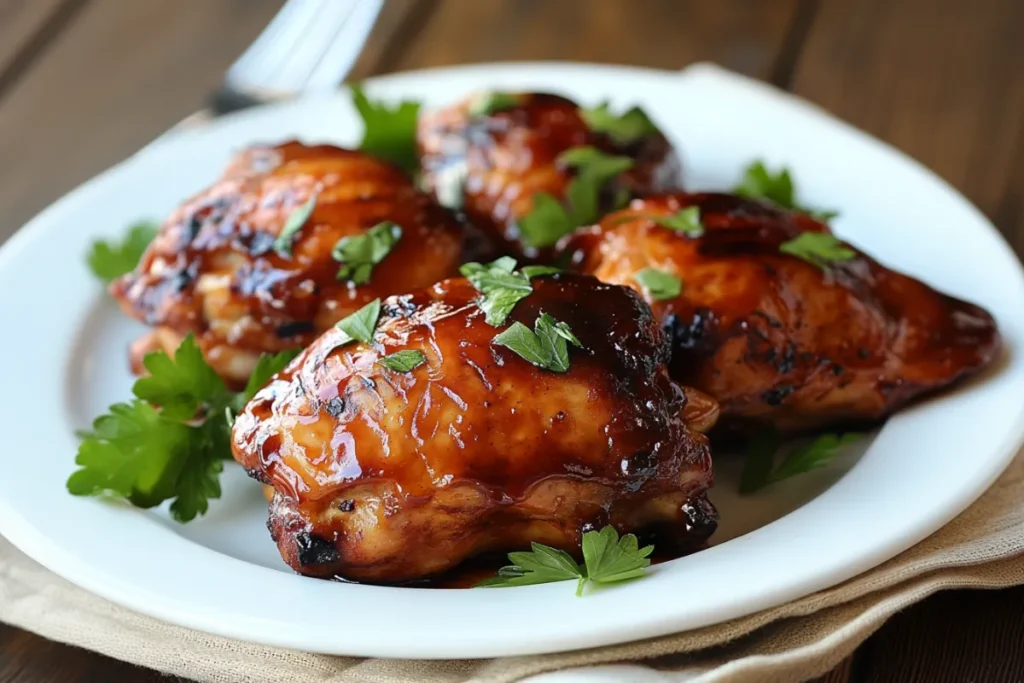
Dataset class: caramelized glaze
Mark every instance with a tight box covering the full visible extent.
[417,93,682,261]
[232,273,717,582]
[111,141,464,388]
[561,193,1001,432]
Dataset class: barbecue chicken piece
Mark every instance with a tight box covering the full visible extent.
[111,141,463,389]
[560,193,1001,433]
[417,92,682,261]
[232,272,718,583]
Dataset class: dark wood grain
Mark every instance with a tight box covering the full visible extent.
[790,0,1024,244]
[0,0,284,242]
[0,0,80,80]
[0,623,173,683]
[368,0,802,79]
[859,586,1024,683]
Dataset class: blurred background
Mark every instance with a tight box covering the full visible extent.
[0,0,1021,257]
[0,1,1023,682]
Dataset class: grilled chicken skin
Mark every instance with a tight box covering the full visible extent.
[111,142,463,389]
[417,92,682,262]
[561,193,1001,433]
[231,273,718,583]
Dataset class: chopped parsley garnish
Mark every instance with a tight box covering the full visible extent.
[580,102,658,145]
[518,146,634,249]
[460,257,561,326]
[332,221,402,284]
[493,312,582,373]
[273,194,317,257]
[377,349,426,373]
[479,525,653,596]
[87,220,158,283]
[740,429,861,494]
[633,268,682,301]
[335,299,381,345]
[350,84,421,172]
[734,160,839,221]
[652,206,704,236]
[779,233,856,270]
[469,91,520,117]
[66,336,298,522]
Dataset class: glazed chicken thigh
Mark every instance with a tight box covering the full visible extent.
[561,193,1001,433]
[111,142,463,388]
[417,92,682,261]
[231,272,718,582]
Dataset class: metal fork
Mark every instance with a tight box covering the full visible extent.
[210,0,384,113]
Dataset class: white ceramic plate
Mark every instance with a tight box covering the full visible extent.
[0,63,1022,660]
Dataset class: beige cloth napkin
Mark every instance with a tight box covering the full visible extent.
[2,449,1023,683]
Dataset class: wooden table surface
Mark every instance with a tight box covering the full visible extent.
[1,1,1022,681]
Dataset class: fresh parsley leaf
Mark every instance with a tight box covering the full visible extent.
[738,428,784,495]
[335,299,382,345]
[493,312,583,373]
[560,146,634,226]
[779,233,856,270]
[633,268,682,301]
[332,221,402,284]
[517,147,635,249]
[351,84,421,172]
[582,525,654,590]
[477,542,584,588]
[377,349,426,372]
[132,335,229,422]
[237,348,301,408]
[86,221,158,283]
[580,102,658,145]
[773,433,861,481]
[480,526,653,596]
[461,258,561,326]
[67,336,299,522]
[653,206,704,236]
[520,265,562,278]
[734,160,839,220]
[274,194,317,257]
[518,193,575,250]
[469,91,520,117]
[740,430,861,494]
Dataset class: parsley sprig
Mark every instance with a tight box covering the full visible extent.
[580,102,658,145]
[493,312,583,373]
[274,194,317,258]
[460,257,560,326]
[335,299,382,345]
[779,232,856,270]
[480,526,654,596]
[66,336,298,521]
[633,268,682,301]
[332,221,402,284]
[87,221,158,283]
[518,146,634,249]
[740,430,861,494]
[350,84,421,172]
[734,161,838,221]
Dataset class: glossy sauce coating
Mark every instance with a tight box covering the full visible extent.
[561,193,1001,433]
[232,273,718,582]
[417,93,682,261]
[111,142,464,388]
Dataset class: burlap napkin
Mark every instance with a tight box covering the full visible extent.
[2,446,1023,683]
